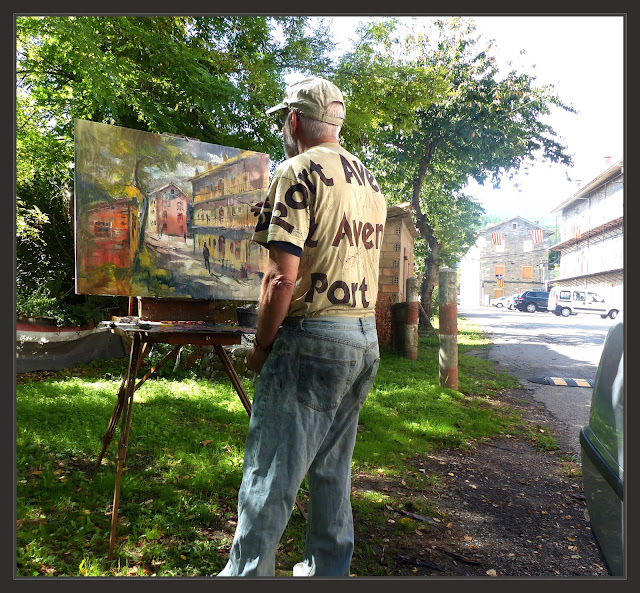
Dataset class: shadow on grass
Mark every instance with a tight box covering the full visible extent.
[16,329,523,576]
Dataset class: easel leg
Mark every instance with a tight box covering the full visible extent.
[96,341,150,467]
[96,372,128,468]
[213,344,308,521]
[213,344,252,416]
[108,333,143,560]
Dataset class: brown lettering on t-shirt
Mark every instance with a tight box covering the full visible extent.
[364,167,380,192]
[305,211,319,248]
[310,160,334,186]
[332,214,382,250]
[305,273,329,302]
[332,213,354,247]
[254,196,272,233]
[304,272,371,308]
[339,154,380,192]
[284,183,308,210]
[340,154,363,186]
[362,222,374,248]
[297,169,316,194]
[271,201,294,234]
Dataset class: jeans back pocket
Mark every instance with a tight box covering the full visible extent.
[297,354,357,411]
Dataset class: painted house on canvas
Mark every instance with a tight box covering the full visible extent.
[189,151,270,278]
[150,183,190,237]
[76,197,139,294]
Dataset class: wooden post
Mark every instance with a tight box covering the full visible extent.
[405,277,419,360]
[438,267,458,390]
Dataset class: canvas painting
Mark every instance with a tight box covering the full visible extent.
[74,119,270,301]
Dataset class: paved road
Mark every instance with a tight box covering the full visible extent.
[458,305,616,456]
[145,233,261,300]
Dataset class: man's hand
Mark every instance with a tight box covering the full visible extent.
[251,201,265,216]
[246,346,269,373]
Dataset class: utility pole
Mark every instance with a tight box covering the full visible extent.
[438,267,458,390]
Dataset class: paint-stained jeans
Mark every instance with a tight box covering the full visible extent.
[217,316,380,577]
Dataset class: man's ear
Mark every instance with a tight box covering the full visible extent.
[288,110,299,133]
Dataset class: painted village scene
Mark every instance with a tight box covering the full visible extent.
[74,119,270,301]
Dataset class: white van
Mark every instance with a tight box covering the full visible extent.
[548,287,619,319]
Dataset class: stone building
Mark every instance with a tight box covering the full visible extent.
[548,158,623,307]
[378,202,420,305]
[459,216,552,307]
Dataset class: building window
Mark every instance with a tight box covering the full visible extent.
[392,277,399,285]
[494,264,505,277]
[495,241,505,253]
[177,202,183,211]
[395,226,401,235]
[94,220,111,238]
[522,265,533,279]
[523,239,532,253]
[393,260,400,268]
[512,222,518,229]
[394,243,401,252]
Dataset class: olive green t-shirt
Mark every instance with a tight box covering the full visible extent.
[253,142,387,318]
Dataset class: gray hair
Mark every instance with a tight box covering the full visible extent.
[296,101,344,139]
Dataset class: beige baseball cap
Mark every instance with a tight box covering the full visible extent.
[266,76,345,126]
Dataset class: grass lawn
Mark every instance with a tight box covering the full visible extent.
[15,316,547,577]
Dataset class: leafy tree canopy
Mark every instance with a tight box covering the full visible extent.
[334,17,575,316]
[16,15,334,324]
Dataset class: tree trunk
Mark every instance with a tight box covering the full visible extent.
[419,238,441,319]
[409,138,443,320]
[133,157,149,249]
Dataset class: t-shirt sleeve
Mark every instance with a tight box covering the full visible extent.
[269,241,302,257]
[252,166,310,250]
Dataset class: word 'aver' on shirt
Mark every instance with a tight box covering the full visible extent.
[256,154,382,244]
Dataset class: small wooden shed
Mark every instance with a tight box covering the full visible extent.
[378,202,420,304]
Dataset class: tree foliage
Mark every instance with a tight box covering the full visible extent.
[335,17,576,317]
[16,15,334,324]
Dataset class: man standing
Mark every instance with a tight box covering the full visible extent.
[202,242,210,273]
[218,77,386,577]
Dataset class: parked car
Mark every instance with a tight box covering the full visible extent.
[505,293,520,310]
[490,295,510,308]
[548,286,620,319]
[580,315,624,575]
[515,290,549,312]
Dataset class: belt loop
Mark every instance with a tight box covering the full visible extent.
[299,317,305,331]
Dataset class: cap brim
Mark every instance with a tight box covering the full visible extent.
[265,102,288,115]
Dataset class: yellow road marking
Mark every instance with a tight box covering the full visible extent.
[549,377,568,386]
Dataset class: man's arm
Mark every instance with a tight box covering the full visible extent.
[246,243,300,373]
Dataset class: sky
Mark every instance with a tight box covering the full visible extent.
[319,15,625,227]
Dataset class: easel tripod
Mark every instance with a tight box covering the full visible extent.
[96,303,306,560]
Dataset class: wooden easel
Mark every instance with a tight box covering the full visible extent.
[96,298,307,561]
